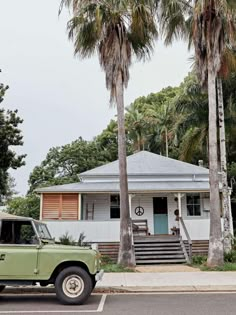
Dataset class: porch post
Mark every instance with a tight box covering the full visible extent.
[128,194,133,218]
[228,190,234,236]
[178,193,182,218]
[78,194,81,220]
[40,194,43,220]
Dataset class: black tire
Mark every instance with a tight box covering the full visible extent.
[91,275,96,290]
[55,266,92,305]
[0,285,5,293]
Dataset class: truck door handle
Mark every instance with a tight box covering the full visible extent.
[0,254,5,261]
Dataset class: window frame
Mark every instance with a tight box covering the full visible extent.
[0,219,40,246]
[110,194,120,219]
[186,193,202,217]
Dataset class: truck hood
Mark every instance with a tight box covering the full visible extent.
[41,244,92,251]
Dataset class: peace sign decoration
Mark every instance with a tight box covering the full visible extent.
[135,206,144,216]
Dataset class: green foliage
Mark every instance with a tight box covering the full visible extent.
[0,81,25,204]
[6,194,40,220]
[200,263,236,271]
[28,137,108,192]
[59,232,75,246]
[100,254,135,272]
[192,255,207,265]
[59,232,90,247]
[101,262,135,273]
[224,250,236,263]
[101,254,113,265]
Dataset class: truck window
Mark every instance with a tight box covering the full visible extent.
[0,221,38,245]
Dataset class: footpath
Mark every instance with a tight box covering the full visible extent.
[95,271,236,292]
[4,265,236,293]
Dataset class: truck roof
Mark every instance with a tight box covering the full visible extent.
[0,211,31,220]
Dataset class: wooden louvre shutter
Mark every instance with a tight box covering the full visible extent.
[61,194,78,220]
[42,194,60,220]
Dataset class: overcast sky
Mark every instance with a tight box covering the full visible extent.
[0,0,191,195]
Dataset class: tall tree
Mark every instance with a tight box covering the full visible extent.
[0,81,25,204]
[216,50,236,252]
[190,0,236,266]
[28,137,107,193]
[160,0,236,265]
[60,0,157,266]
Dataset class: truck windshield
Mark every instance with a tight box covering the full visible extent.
[34,222,52,240]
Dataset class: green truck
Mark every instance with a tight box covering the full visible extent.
[0,212,103,304]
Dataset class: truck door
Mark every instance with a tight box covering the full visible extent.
[0,220,39,278]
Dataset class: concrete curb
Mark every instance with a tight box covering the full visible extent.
[3,285,236,294]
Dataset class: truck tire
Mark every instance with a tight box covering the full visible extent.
[0,285,5,292]
[55,266,92,305]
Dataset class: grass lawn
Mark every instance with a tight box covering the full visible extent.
[101,255,135,272]
[200,263,236,271]
[191,253,236,271]
[102,263,135,272]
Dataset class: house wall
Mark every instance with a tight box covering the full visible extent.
[45,220,120,242]
[81,192,211,238]
[83,193,180,235]
[130,193,177,235]
[42,192,212,241]
[83,194,110,220]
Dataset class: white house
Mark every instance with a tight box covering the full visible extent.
[36,151,233,263]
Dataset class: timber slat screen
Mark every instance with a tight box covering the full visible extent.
[42,194,78,220]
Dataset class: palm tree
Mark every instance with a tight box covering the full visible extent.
[146,102,176,157]
[217,50,236,252]
[174,74,209,162]
[59,0,157,266]
[159,0,236,266]
[191,0,236,266]
[125,106,148,152]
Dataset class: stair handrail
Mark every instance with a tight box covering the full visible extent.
[179,217,192,262]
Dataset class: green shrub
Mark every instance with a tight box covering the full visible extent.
[192,255,207,265]
[224,250,236,263]
[101,254,113,265]
[77,232,87,246]
[59,232,75,245]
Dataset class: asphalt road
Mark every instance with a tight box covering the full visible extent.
[0,293,236,315]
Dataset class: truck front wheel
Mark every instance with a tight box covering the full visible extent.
[55,266,92,305]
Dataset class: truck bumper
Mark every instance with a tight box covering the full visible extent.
[95,270,104,282]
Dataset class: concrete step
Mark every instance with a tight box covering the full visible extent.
[136,259,186,264]
[135,251,184,255]
[134,242,181,247]
[134,239,180,244]
[135,247,182,251]
[136,254,185,260]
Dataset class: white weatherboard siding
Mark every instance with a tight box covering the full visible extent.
[83,194,110,220]
[45,220,120,242]
[180,219,210,240]
[130,193,177,235]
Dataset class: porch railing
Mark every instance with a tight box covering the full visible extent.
[179,217,192,263]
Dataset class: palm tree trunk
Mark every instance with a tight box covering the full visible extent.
[217,77,232,253]
[116,70,135,267]
[165,127,169,157]
[207,65,224,266]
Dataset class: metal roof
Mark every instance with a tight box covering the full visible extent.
[80,151,209,177]
[36,181,211,193]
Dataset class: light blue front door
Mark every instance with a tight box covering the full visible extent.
[154,214,168,234]
[153,197,168,234]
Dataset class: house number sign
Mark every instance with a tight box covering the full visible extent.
[135,206,144,216]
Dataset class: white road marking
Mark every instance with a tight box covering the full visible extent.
[96,294,107,312]
[0,294,107,314]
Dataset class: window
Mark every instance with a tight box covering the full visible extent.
[42,194,78,220]
[110,195,120,219]
[186,194,201,216]
[0,220,38,244]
